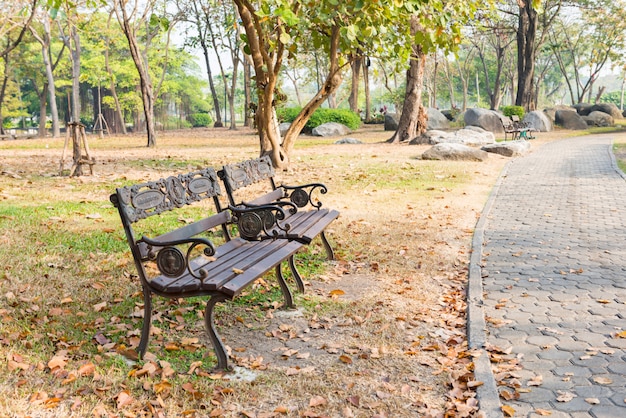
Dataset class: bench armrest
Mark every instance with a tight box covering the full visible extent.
[139,236,216,280]
[280,183,328,209]
[228,203,296,241]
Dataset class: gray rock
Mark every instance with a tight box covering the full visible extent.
[311,122,351,137]
[555,109,588,130]
[573,103,593,116]
[334,137,363,144]
[421,143,489,161]
[590,103,623,119]
[582,111,614,127]
[414,128,495,146]
[427,108,450,130]
[464,108,504,134]
[482,140,531,157]
[384,113,399,131]
[279,122,291,137]
[523,111,552,132]
[544,105,573,123]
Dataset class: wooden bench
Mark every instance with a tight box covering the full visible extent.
[110,167,306,370]
[218,155,340,260]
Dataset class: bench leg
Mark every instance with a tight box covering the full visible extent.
[320,231,335,260]
[288,255,305,293]
[204,294,231,370]
[275,263,295,308]
[138,286,152,359]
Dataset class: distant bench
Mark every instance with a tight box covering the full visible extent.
[501,115,535,141]
[110,162,338,370]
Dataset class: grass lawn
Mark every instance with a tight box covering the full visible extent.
[0,123,620,417]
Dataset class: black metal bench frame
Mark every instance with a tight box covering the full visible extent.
[218,155,340,261]
[110,167,306,370]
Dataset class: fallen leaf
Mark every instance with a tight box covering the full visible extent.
[232,268,244,274]
[535,409,552,416]
[339,355,352,364]
[556,391,577,402]
[501,405,515,417]
[93,301,107,312]
[116,390,133,409]
[593,376,612,385]
[77,363,95,376]
[527,375,543,386]
[329,289,345,297]
[309,395,327,407]
[585,398,600,405]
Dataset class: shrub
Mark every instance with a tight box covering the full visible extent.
[277,107,361,131]
[501,105,524,119]
[188,113,213,127]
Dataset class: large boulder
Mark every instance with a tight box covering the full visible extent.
[482,140,531,157]
[582,111,614,127]
[312,122,351,137]
[544,105,573,123]
[572,103,593,116]
[413,127,495,146]
[464,108,504,134]
[384,113,399,131]
[555,109,588,130]
[427,108,450,130]
[523,111,552,132]
[421,143,489,161]
[590,103,622,119]
[279,122,291,137]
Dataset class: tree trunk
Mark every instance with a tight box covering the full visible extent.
[348,54,362,113]
[38,84,47,138]
[70,26,81,122]
[228,57,238,130]
[116,1,156,147]
[105,11,126,134]
[199,37,222,127]
[388,17,427,144]
[0,52,9,135]
[363,57,371,122]
[243,58,252,127]
[282,25,343,157]
[515,2,538,111]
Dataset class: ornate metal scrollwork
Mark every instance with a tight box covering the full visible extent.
[237,211,265,240]
[229,204,293,241]
[112,167,221,223]
[283,183,328,209]
[156,247,186,277]
[142,236,217,282]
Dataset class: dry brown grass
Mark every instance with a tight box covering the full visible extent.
[0,125,575,417]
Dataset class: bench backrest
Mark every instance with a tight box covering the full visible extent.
[219,155,281,206]
[110,167,227,260]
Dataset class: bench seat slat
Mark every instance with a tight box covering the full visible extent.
[149,238,302,296]
[281,209,340,243]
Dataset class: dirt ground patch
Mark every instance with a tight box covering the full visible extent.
[0,125,568,417]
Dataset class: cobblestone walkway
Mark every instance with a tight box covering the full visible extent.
[478,136,626,417]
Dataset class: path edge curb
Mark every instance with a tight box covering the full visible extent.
[467,160,513,417]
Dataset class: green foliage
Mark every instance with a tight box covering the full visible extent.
[501,105,525,118]
[277,107,361,130]
[188,113,213,128]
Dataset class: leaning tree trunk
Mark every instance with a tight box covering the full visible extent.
[515,2,538,111]
[388,17,427,144]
